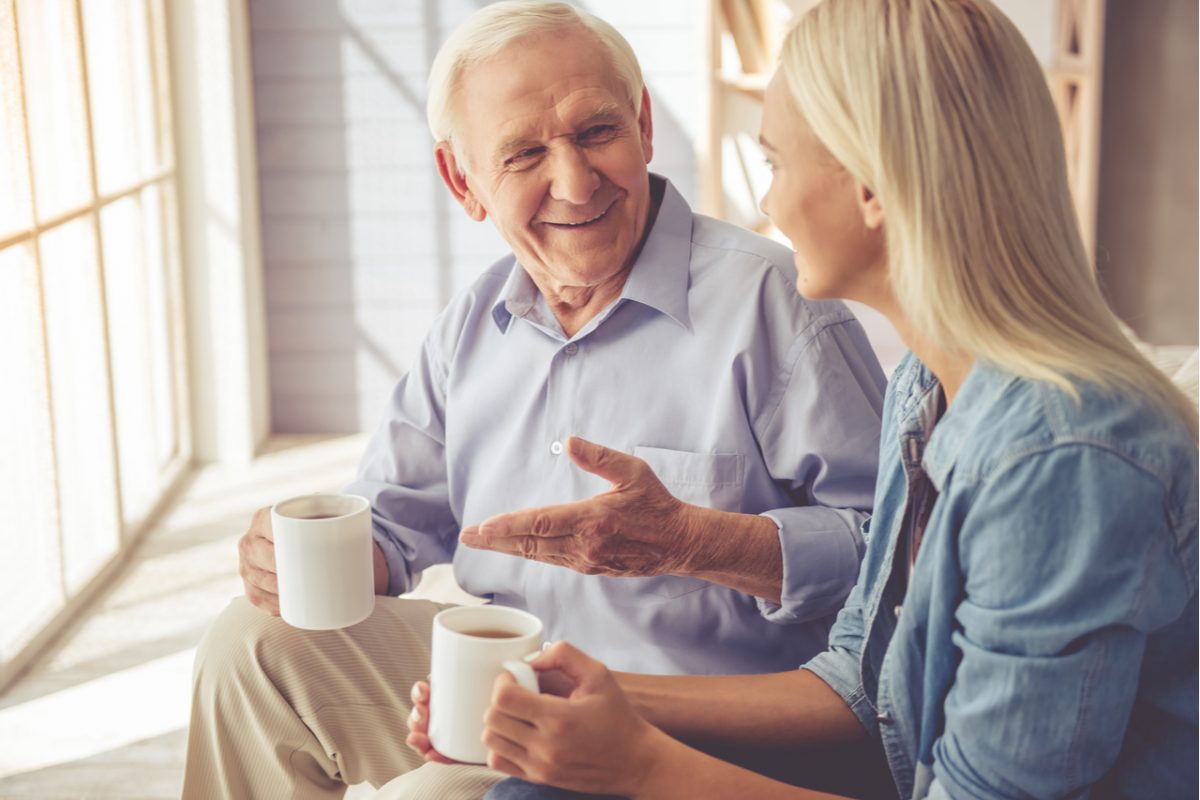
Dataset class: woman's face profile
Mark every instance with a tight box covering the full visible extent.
[758,73,887,307]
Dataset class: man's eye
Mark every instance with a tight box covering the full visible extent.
[506,148,545,168]
[579,125,617,141]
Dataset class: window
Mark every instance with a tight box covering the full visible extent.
[0,0,188,675]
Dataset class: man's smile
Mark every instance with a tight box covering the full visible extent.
[542,197,618,229]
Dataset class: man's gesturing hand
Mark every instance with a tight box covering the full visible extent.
[459,436,700,577]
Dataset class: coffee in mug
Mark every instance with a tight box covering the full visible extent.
[271,494,375,630]
[428,606,542,763]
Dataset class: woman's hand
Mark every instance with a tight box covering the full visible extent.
[482,642,668,796]
[404,680,460,765]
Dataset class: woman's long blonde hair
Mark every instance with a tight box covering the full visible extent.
[782,0,1196,435]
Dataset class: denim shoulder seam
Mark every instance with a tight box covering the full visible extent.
[965,439,1190,596]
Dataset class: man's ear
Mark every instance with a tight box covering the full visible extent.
[636,87,654,164]
[858,182,884,230]
[435,141,487,222]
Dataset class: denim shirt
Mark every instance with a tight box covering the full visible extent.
[805,353,1198,799]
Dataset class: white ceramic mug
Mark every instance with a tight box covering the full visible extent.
[271,493,375,630]
[428,605,543,764]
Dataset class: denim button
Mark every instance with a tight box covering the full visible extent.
[877,711,892,724]
[893,604,903,618]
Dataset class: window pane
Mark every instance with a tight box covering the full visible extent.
[0,0,32,239]
[101,184,180,526]
[147,0,172,172]
[40,216,120,592]
[82,0,159,195]
[17,0,91,222]
[100,194,158,525]
[0,243,61,661]
[146,182,182,468]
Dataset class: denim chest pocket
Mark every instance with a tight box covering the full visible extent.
[619,446,747,600]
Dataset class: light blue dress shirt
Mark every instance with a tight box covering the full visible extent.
[805,353,1198,799]
[345,177,887,675]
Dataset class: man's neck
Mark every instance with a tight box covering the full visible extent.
[535,177,666,339]
[540,271,632,339]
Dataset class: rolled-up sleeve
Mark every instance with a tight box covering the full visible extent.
[930,446,1191,798]
[800,514,878,735]
[755,316,885,623]
[342,331,460,596]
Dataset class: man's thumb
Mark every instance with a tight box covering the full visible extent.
[566,436,637,486]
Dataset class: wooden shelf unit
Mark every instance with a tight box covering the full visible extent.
[701,0,1107,256]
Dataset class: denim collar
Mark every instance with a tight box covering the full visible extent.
[893,356,1019,490]
[490,174,692,335]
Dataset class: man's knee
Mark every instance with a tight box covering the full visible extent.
[192,597,291,693]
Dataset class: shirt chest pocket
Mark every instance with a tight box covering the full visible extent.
[609,446,747,601]
[633,446,746,510]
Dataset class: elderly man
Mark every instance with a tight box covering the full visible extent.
[181,2,885,799]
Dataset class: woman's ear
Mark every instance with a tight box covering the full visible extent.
[435,142,487,222]
[857,182,884,230]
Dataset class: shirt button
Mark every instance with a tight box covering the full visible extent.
[550,440,564,455]
[564,343,578,356]
[893,604,903,618]
[877,711,892,725]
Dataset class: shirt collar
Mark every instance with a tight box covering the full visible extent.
[490,174,693,333]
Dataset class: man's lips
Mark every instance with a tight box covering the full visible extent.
[542,198,617,229]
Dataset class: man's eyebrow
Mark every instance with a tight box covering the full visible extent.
[578,102,625,125]
[758,134,778,152]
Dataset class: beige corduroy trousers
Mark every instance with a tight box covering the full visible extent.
[181,596,508,800]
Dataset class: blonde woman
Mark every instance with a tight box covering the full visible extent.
[406,0,1199,797]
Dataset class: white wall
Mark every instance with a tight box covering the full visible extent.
[251,0,703,433]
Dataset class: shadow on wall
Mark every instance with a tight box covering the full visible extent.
[253,0,700,435]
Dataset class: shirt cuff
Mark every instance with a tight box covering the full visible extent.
[755,508,865,623]
[802,647,878,738]
[372,529,413,596]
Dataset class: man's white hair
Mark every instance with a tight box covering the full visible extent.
[426,1,645,152]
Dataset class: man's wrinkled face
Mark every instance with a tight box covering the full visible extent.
[436,27,654,291]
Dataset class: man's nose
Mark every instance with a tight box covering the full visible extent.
[547,146,600,206]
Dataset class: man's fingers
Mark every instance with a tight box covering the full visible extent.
[462,503,596,549]
[243,580,280,616]
[463,531,585,561]
[251,506,275,542]
[565,436,640,486]
[241,561,279,596]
